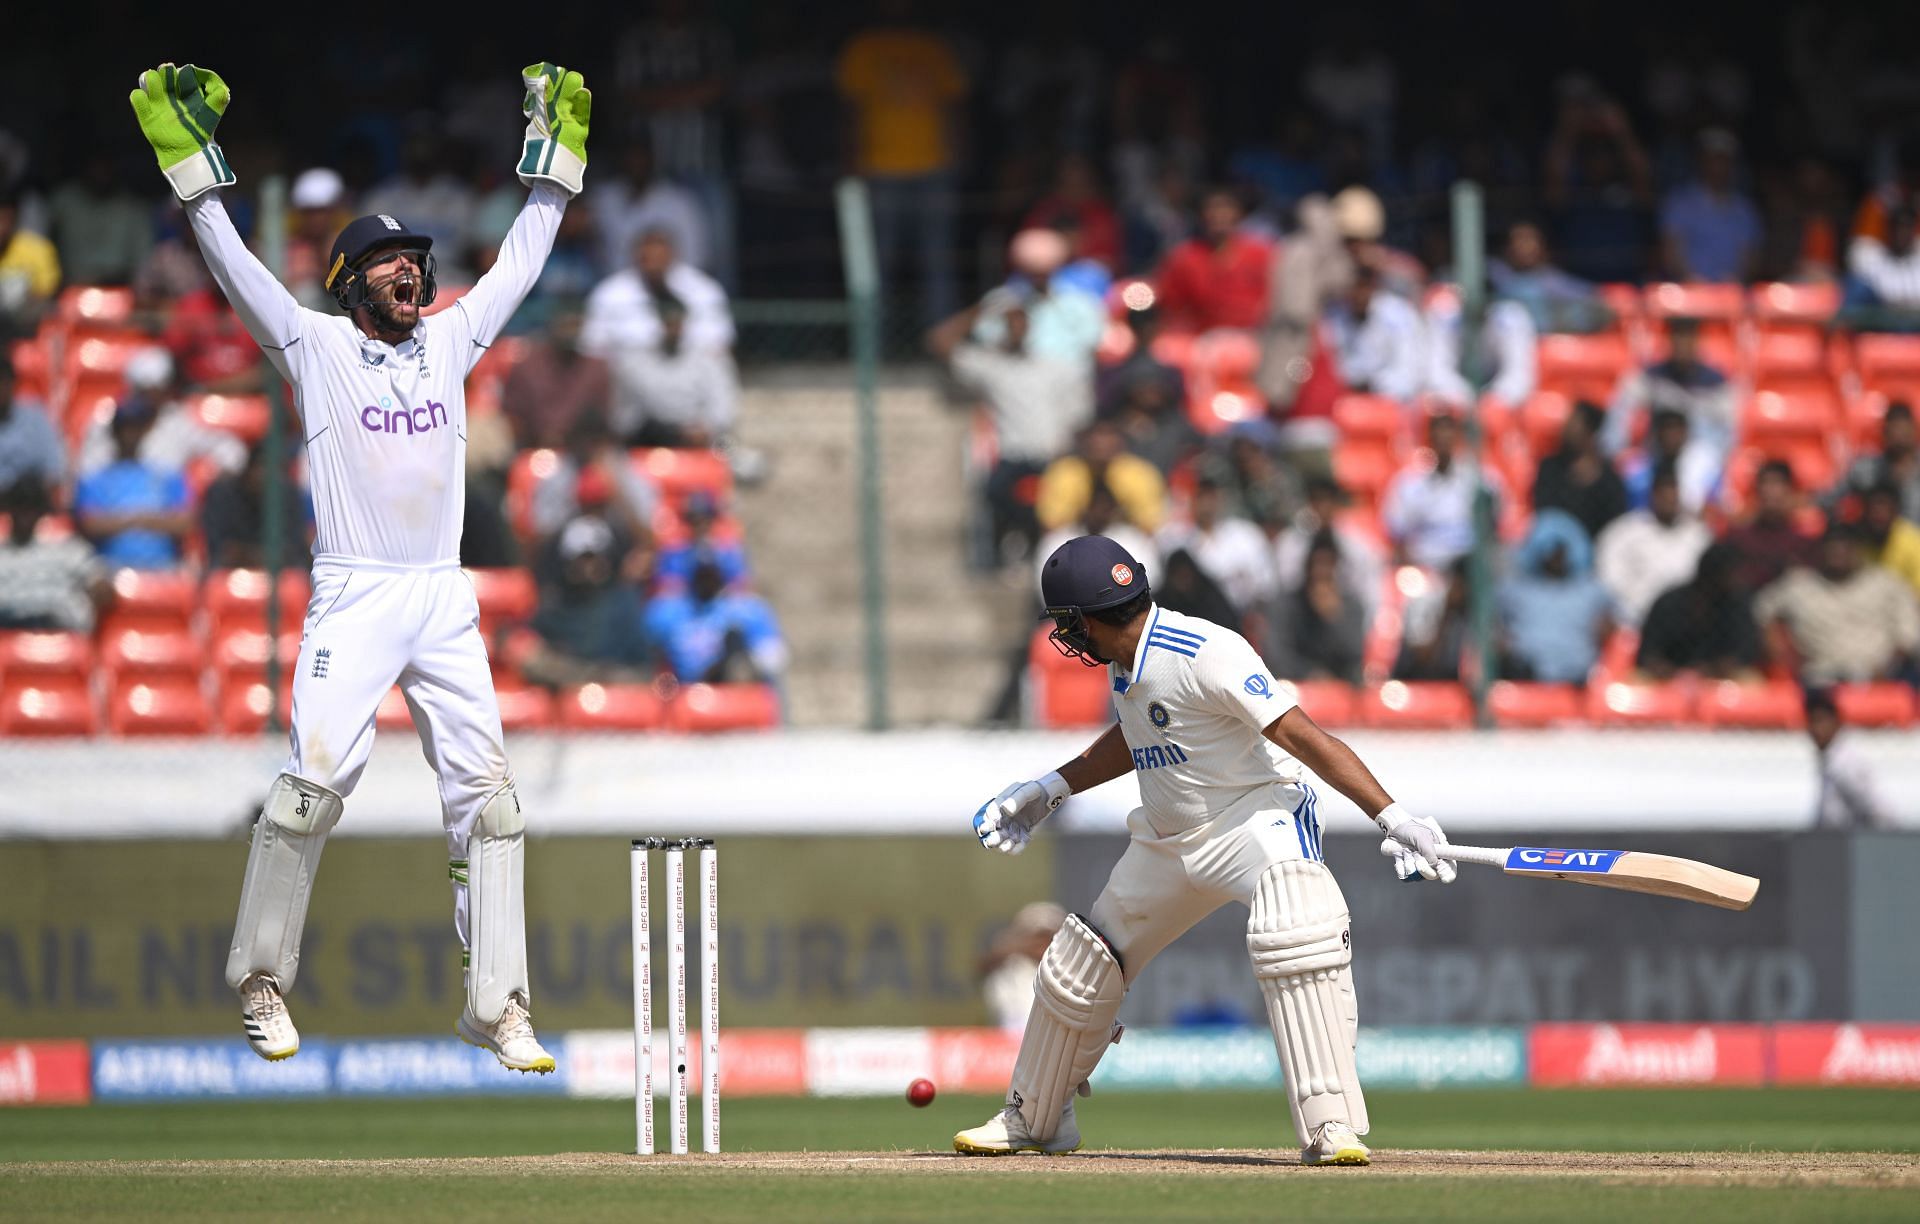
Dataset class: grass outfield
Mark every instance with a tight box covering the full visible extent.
[4,1090,1917,1222]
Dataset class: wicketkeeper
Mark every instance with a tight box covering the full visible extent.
[128,61,592,1071]
[958,536,1458,1164]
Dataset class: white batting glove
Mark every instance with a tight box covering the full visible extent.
[1375,802,1457,883]
[972,771,1071,855]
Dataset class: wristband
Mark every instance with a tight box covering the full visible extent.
[1373,802,1407,833]
[1040,771,1072,810]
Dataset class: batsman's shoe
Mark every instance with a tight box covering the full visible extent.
[1301,1121,1371,1166]
[239,973,299,1061]
[457,993,556,1074]
[953,1100,1081,1155]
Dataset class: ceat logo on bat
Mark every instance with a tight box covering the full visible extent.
[1111,563,1134,586]
[1510,847,1624,873]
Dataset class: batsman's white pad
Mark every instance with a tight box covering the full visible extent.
[225,773,344,994]
[1006,913,1125,1142]
[1247,859,1368,1142]
[465,781,529,1025]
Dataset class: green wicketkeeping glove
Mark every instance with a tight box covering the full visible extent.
[128,63,236,200]
[517,62,591,197]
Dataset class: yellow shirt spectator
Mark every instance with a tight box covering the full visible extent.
[0,228,61,302]
[1870,516,1920,600]
[836,29,967,178]
[1038,452,1169,534]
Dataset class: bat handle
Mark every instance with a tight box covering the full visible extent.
[1442,844,1512,869]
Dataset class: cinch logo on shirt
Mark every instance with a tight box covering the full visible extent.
[1131,743,1188,771]
[360,396,449,435]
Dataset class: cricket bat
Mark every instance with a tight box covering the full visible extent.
[1446,844,1759,911]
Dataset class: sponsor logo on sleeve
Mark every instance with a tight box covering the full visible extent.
[1244,673,1272,697]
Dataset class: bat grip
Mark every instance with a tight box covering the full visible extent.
[1441,844,1511,869]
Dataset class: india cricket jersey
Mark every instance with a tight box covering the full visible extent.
[1109,605,1301,833]
[186,186,567,566]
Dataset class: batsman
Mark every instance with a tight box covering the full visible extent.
[128,62,593,1070]
[959,536,1458,1165]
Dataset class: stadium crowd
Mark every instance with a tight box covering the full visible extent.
[3,5,1920,734]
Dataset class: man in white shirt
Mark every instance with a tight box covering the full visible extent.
[1326,263,1427,404]
[959,535,1456,1165]
[581,228,734,358]
[1804,689,1896,829]
[1594,462,1711,627]
[589,136,710,274]
[607,295,738,447]
[1158,476,1277,617]
[129,59,591,1075]
[1847,205,1920,313]
[1381,410,1503,571]
[75,346,246,479]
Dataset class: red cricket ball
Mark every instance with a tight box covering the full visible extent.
[906,1077,937,1107]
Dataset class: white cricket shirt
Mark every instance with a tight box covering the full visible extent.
[1108,605,1301,833]
[186,186,566,567]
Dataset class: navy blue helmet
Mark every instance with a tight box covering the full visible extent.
[326,213,438,312]
[1039,535,1150,666]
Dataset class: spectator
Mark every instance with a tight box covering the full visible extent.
[1754,523,1920,685]
[501,301,611,452]
[1096,303,1197,476]
[979,228,1105,362]
[1035,484,1159,594]
[285,169,350,312]
[1153,187,1273,333]
[1636,542,1764,680]
[1497,509,1614,683]
[590,134,711,276]
[0,353,64,500]
[0,477,105,631]
[1157,475,1278,619]
[1022,155,1122,272]
[1843,204,1920,321]
[522,511,653,687]
[1196,429,1298,527]
[1595,461,1712,626]
[0,189,59,338]
[72,400,191,570]
[1859,480,1920,599]
[1270,475,1385,624]
[1804,688,1896,830]
[1272,532,1367,684]
[1531,398,1629,542]
[1835,400,1920,522]
[1393,557,1471,681]
[1620,406,1723,515]
[836,1,969,326]
[200,441,312,570]
[607,294,740,449]
[1427,291,1538,408]
[132,209,213,310]
[583,229,735,358]
[361,126,477,282]
[77,346,245,479]
[1722,459,1820,593]
[1488,219,1604,333]
[930,295,1093,561]
[1331,186,1425,298]
[1660,129,1763,283]
[1542,82,1654,284]
[161,282,266,394]
[978,902,1067,1032]
[1326,263,1427,404]
[645,554,787,684]
[655,490,751,593]
[46,152,151,286]
[1036,214,1115,301]
[1381,410,1503,571]
[1036,418,1167,536]
[1154,545,1241,628]
[472,184,602,337]
[530,414,659,548]
[1605,316,1736,486]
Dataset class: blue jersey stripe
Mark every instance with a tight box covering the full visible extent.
[1153,625,1207,643]
[1146,636,1198,658]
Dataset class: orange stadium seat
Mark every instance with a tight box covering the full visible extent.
[1095,318,1136,366]
[1028,626,1112,728]
[99,626,205,681]
[1751,282,1841,340]
[204,569,310,634]
[1750,330,1830,382]
[1854,334,1920,400]
[187,393,273,442]
[1695,680,1805,730]
[634,447,733,506]
[211,627,299,690]
[1332,447,1398,513]
[1332,394,1408,453]
[466,568,538,637]
[1742,389,1839,443]
[1148,331,1196,376]
[1847,391,1905,449]
[0,630,94,684]
[1536,334,1631,402]
[1595,283,1644,329]
[1487,681,1585,728]
[668,682,782,732]
[1518,391,1575,459]
[1587,678,1693,726]
[54,286,137,335]
[492,677,557,732]
[1358,681,1474,729]
[102,569,198,634]
[505,448,559,541]
[1833,683,1917,729]
[217,678,293,735]
[8,337,53,400]
[557,682,668,731]
[108,677,212,737]
[376,685,414,730]
[1283,680,1357,727]
[0,677,96,736]
[1643,282,1747,358]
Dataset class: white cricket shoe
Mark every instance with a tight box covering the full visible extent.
[953,1100,1081,1155]
[1301,1120,1371,1166]
[457,993,556,1074]
[239,973,300,1061]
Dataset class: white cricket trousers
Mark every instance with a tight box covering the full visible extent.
[283,559,511,944]
[1089,779,1328,983]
